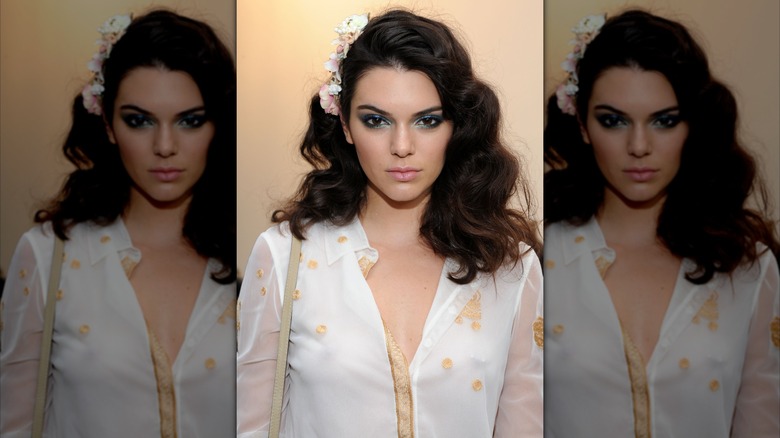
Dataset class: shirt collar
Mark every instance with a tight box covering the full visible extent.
[560,216,611,266]
[86,217,136,265]
[323,216,375,266]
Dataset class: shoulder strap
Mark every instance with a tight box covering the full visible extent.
[269,235,302,438]
[32,236,64,438]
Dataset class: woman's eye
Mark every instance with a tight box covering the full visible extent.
[596,114,627,129]
[178,114,208,129]
[121,113,153,128]
[652,114,682,129]
[415,115,444,129]
[360,114,390,128]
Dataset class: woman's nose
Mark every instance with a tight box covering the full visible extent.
[390,125,414,157]
[153,125,177,157]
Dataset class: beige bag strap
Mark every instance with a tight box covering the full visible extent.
[32,236,64,438]
[269,235,302,438]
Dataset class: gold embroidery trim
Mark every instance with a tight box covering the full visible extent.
[771,316,780,348]
[358,256,376,278]
[620,326,651,438]
[121,255,138,278]
[692,291,719,332]
[217,299,237,324]
[595,255,613,279]
[532,316,544,349]
[147,327,178,438]
[383,324,414,438]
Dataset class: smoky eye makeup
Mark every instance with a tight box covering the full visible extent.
[359,113,391,128]
[414,114,445,129]
[178,113,209,129]
[120,112,154,129]
[594,112,627,129]
[651,112,683,129]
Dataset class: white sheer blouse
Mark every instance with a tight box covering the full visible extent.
[544,218,780,438]
[237,219,543,437]
[0,220,236,437]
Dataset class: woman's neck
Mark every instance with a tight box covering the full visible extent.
[360,187,428,249]
[122,189,190,248]
[597,189,664,248]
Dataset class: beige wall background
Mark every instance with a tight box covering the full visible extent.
[0,0,235,275]
[237,0,543,276]
[545,0,780,230]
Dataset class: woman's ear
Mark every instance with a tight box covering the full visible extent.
[104,116,117,144]
[578,116,591,144]
[340,113,353,144]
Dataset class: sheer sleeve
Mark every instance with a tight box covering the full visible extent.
[494,251,544,437]
[236,231,287,438]
[0,230,53,437]
[731,251,780,437]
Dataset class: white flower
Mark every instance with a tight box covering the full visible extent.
[99,14,132,35]
[82,13,132,115]
[318,13,369,116]
[573,15,605,35]
[555,14,605,116]
[335,14,369,35]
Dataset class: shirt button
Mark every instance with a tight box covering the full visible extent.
[709,379,720,391]
[679,358,690,369]
[472,379,483,391]
[205,358,216,370]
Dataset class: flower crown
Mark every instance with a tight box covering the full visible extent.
[318,13,370,116]
[81,14,133,116]
[555,14,606,116]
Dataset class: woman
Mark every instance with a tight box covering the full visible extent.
[237,10,543,437]
[544,10,780,437]
[0,10,236,437]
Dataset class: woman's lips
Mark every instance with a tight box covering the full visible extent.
[387,167,420,182]
[624,167,657,182]
[150,168,183,182]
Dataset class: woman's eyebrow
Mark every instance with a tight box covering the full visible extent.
[593,104,680,117]
[118,104,206,117]
[650,106,680,117]
[355,104,443,118]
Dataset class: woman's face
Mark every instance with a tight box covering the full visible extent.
[342,67,452,209]
[107,67,213,208]
[582,67,688,208]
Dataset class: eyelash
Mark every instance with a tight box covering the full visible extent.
[595,113,682,129]
[360,114,390,128]
[178,115,208,129]
[121,114,153,129]
[652,114,682,128]
[358,114,444,129]
[120,114,208,129]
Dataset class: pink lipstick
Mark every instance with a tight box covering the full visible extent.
[624,167,657,182]
[387,166,420,182]
[150,167,182,182]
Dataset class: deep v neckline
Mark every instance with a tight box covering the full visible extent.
[358,253,447,367]
[589,220,685,369]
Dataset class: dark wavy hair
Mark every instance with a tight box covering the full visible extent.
[544,9,779,283]
[35,9,236,283]
[274,9,540,284]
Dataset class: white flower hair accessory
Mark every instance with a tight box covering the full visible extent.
[81,14,133,116]
[555,14,606,116]
[319,13,370,116]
